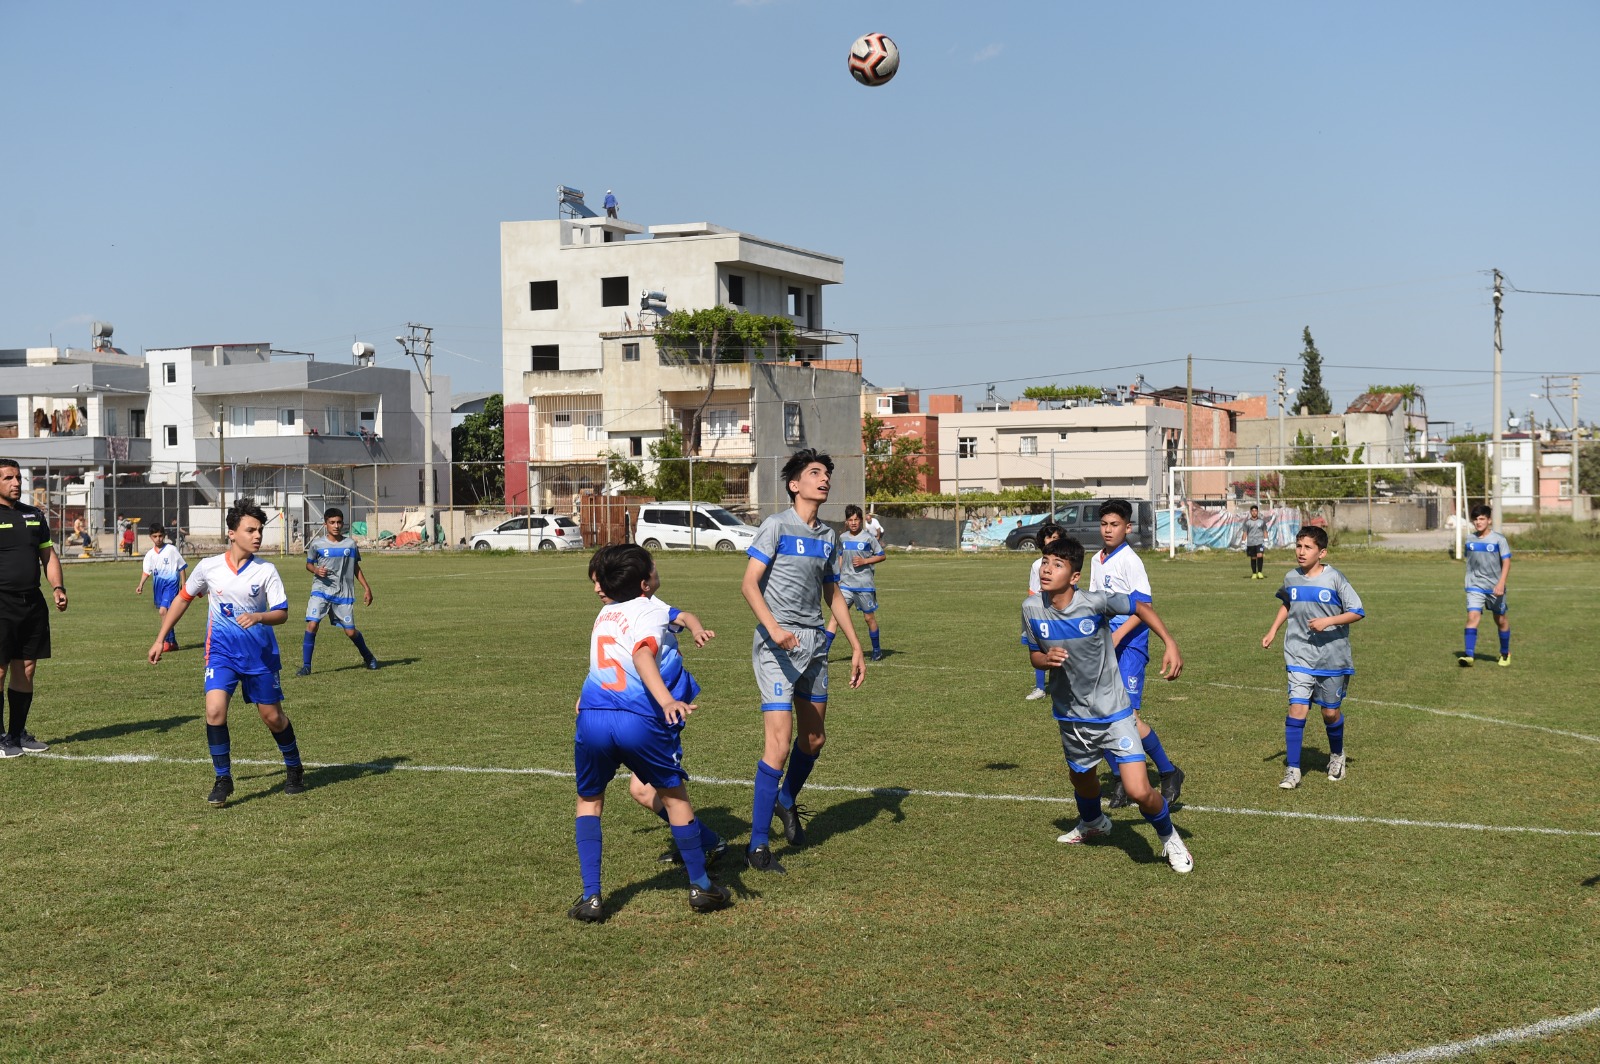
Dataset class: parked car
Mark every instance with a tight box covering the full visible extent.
[470,514,585,551]
[635,502,760,552]
[1005,499,1154,551]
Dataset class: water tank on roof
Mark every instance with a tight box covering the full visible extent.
[91,321,113,338]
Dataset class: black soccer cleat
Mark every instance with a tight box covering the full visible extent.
[870,648,884,662]
[365,658,380,670]
[687,882,733,914]
[283,766,307,795]
[567,893,605,923]
[295,665,312,677]
[1106,779,1131,809]
[744,844,786,874]
[773,800,812,846]
[657,837,730,866]
[207,775,235,807]
[1160,765,1186,805]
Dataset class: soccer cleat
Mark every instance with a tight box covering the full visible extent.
[773,800,812,846]
[1162,834,1195,874]
[207,775,236,807]
[744,844,786,874]
[1056,814,1114,844]
[1106,779,1131,809]
[1498,654,1511,668]
[1279,766,1302,790]
[1327,753,1346,782]
[1160,765,1186,804]
[567,893,605,923]
[1024,688,1047,701]
[283,766,307,795]
[0,735,22,759]
[687,882,733,914]
[365,658,380,670]
[1457,655,1473,668]
[657,837,730,866]
[295,665,312,677]
[16,732,48,753]
[870,649,884,662]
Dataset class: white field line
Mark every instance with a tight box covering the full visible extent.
[1361,1004,1600,1063]
[33,752,1600,839]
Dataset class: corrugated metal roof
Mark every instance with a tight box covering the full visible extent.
[1345,391,1406,414]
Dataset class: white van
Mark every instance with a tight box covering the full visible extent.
[635,502,759,552]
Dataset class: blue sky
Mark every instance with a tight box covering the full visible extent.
[4,0,1596,432]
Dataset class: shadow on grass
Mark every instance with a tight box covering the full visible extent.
[52,713,201,745]
[313,656,423,674]
[984,762,1020,771]
[1582,872,1600,889]
[1263,748,1334,774]
[793,787,908,848]
[221,756,412,808]
[1050,810,1183,867]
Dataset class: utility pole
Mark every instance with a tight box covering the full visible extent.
[217,402,226,540]
[1542,374,1584,520]
[1275,368,1288,463]
[1491,270,1503,508]
[1184,354,1194,503]
[398,323,436,542]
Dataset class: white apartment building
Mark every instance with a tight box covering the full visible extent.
[500,207,862,518]
[936,404,1186,500]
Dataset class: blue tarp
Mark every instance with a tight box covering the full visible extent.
[1155,507,1303,550]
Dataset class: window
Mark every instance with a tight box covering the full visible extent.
[530,345,560,371]
[131,409,145,438]
[601,276,629,307]
[630,436,643,457]
[706,409,740,438]
[1020,435,1038,456]
[529,280,558,311]
[622,343,640,363]
[1501,442,1521,460]
[727,274,744,306]
[584,413,604,441]
[164,362,177,384]
[694,512,718,531]
[1058,431,1070,441]
[959,436,977,459]
[788,287,802,316]
[639,509,660,525]
[280,409,296,427]
[1503,476,1522,495]
[784,402,803,445]
[164,425,178,447]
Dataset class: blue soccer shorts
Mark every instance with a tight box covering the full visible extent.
[573,707,685,797]
[205,665,285,706]
[1288,671,1349,710]
[752,625,829,710]
[1466,589,1509,617]
[1115,644,1149,711]
[152,584,180,609]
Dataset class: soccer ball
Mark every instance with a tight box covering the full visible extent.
[849,33,899,87]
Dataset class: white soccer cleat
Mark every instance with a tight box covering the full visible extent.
[1327,754,1346,782]
[1024,688,1047,701]
[1162,834,1194,874]
[1279,766,1302,790]
[1056,814,1113,844]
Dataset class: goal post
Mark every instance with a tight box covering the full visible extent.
[1164,461,1467,560]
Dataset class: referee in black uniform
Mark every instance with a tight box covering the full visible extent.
[0,460,68,758]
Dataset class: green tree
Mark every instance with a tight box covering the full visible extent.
[1281,429,1366,507]
[652,307,797,456]
[1022,384,1101,407]
[1295,327,1332,415]
[451,394,504,504]
[1418,440,1487,501]
[603,424,725,503]
[862,412,926,498]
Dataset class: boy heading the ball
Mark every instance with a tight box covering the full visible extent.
[1023,535,1193,875]
[148,498,305,808]
[740,448,866,873]
[1260,525,1365,790]
[1460,503,1512,667]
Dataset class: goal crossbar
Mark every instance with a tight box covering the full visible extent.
[1165,461,1467,559]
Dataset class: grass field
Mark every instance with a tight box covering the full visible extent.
[5,545,1599,1062]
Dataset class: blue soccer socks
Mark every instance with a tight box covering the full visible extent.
[1499,628,1511,657]
[750,760,784,849]
[302,631,316,669]
[869,629,881,653]
[1143,796,1175,840]
[575,815,603,897]
[1034,668,1047,691]
[1464,627,1478,658]
[779,742,818,810]
[823,630,837,652]
[1285,716,1306,770]
[671,822,713,890]
[1075,793,1104,824]
[351,632,374,664]
[1325,713,1345,756]
[1141,727,1176,775]
[271,720,302,768]
[654,806,723,852]
[205,722,232,777]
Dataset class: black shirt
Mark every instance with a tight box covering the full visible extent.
[0,501,53,593]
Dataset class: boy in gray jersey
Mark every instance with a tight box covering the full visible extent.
[297,509,377,675]
[1460,503,1512,667]
[1239,505,1268,579]
[825,504,887,661]
[1024,535,1193,874]
[1261,525,1365,789]
[739,449,866,873]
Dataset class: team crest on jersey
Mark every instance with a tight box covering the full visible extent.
[1117,736,1135,751]
[1318,589,1331,603]
[1078,619,1096,635]
[250,584,262,596]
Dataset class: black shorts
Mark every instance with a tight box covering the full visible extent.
[1246,545,1264,558]
[0,589,51,662]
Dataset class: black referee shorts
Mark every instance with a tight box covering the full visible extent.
[0,589,51,663]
